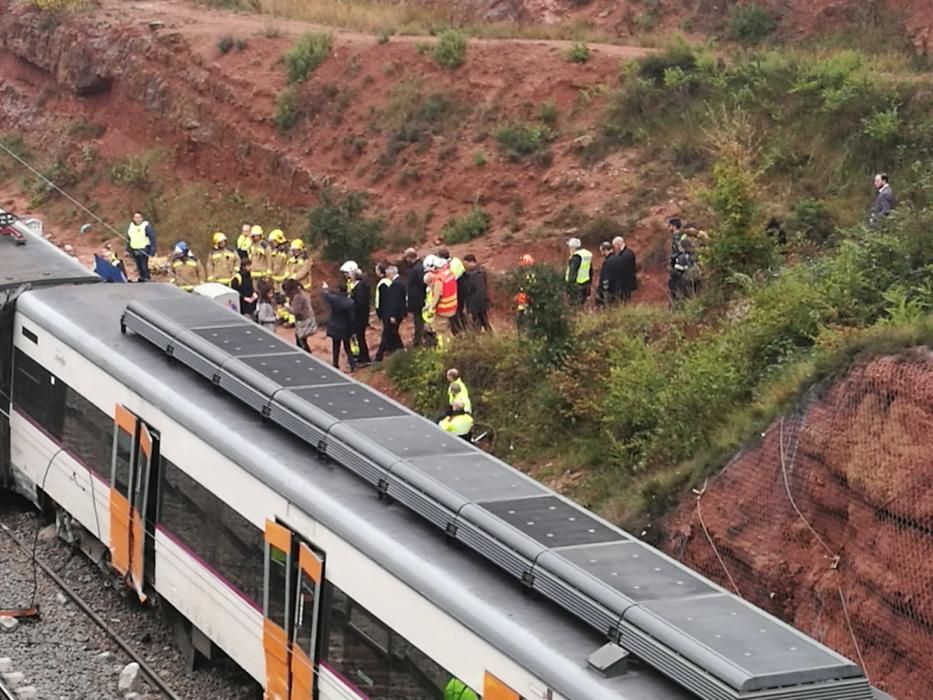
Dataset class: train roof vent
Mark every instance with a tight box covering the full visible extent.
[122,296,874,700]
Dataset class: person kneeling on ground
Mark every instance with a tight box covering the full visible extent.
[438,400,474,441]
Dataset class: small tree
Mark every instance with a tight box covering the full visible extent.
[308,187,384,264]
[433,30,467,69]
[703,161,775,287]
[503,263,573,366]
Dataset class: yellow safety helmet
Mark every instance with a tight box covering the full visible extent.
[290,239,306,252]
[250,225,264,238]
[269,229,287,245]
[212,232,227,246]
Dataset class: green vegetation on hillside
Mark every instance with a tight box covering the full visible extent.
[388,172,933,529]
[587,40,933,226]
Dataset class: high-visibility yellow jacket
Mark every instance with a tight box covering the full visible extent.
[448,379,472,414]
[566,249,593,285]
[439,412,474,437]
[171,257,205,291]
[207,248,240,285]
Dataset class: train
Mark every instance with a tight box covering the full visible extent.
[0,213,887,700]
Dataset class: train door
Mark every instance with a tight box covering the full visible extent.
[263,520,325,700]
[110,405,158,602]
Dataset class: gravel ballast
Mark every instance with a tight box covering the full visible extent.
[0,496,260,700]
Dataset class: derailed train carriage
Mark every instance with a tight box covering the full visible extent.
[0,214,888,700]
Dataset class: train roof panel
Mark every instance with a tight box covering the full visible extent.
[0,210,98,291]
[17,282,700,700]
[117,287,873,700]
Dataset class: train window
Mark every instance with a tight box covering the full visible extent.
[114,425,134,497]
[158,458,264,605]
[322,582,462,700]
[61,388,112,478]
[267,544,289,629]
[20,326,37,344]
[12,349,65,439]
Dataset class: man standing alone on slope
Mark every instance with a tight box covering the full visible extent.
[126,211,155,282]
[870,173,896,225]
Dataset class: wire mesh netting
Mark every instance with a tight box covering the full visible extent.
[664,352,933,700]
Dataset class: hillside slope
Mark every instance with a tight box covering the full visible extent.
[663,351,933,700]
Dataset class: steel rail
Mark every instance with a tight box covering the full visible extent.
[0,675,17,700]
[0,523,183,700]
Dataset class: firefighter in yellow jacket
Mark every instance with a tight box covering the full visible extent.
[268,229,289,294]
[207,232,240,286]
[170,241,205,292]
[285,239,313,291]
[248,225,269,281]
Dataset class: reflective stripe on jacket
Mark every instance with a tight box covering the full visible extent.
[171,257,203,291]
[435,269,458,317]
[208,249,240,284]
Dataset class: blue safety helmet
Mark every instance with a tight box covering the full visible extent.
[174,241,189,256]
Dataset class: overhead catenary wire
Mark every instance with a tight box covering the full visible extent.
[0,139,137,252]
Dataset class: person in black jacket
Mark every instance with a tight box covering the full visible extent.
[612,236,637,303]
[230,257,258,317]
[375,265,406,361]
[462,254,492,332]
[404,248,426,347]
[595,242,614,307]
[322,280,357,371]
[348,268,372,365]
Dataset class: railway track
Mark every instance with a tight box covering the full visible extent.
[0,521,183,700]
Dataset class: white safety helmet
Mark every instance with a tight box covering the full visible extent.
[567,237,581,250]
[339,260,359,274]
[423,254,439,270]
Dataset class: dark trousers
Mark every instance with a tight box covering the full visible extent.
[471,310,492,332]
[296,334,311,353]
[411,311,425,347]
[375,320,403,361]
[331,336,356,370]
[352,324,371,364]
[131,251,150,281]
[568,284,589,306]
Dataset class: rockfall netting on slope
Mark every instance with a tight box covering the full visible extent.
[664,350,933,700]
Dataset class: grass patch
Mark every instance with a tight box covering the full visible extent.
[285,32,333,83]
[566,42,591,63]
[440,207,491,244]
[274,86,302,132]
[110,150,163,189]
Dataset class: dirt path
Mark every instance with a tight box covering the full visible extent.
[100,0,654,60]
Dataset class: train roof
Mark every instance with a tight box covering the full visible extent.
[17,282,697,700]
[0,210,98,292]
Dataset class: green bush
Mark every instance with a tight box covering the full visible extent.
[285,33,333,84]
[566,43,591,63]
[308,187,384,264]
[538,102,559,127]
[110,154,152,188]
[441,207,490,244]
[472,150,487,167]
[726,4,777,44]
[790,198,835,243]
[863,105,899,144]
[433,29,467,70]
[495,122,555,161]
[218,35,235,54]
[504,262,574,366]
[274,87,302,132]
[636,40,698,85]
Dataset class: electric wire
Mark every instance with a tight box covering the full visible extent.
[0,140,138,253]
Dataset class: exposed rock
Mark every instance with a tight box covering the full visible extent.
[0,616,19,633]
[117,662,140,693]
[13,687,37,700]
[0,658,12,673]
[1,671,25,686]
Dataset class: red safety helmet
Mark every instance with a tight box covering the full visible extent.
[519,254,535,267]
